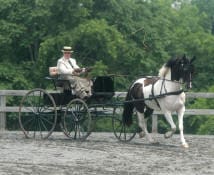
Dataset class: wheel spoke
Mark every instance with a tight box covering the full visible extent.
[61,98,92,140]
[112,105,137,142]
[19,89,57,139]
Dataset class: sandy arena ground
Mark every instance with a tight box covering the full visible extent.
[0,131,213,175]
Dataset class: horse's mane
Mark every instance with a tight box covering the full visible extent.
[158,65,170,78]
[158,57,179,79]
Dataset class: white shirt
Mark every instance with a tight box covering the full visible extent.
[57,57,80,75]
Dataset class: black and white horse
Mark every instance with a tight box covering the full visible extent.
[123,55,195,148]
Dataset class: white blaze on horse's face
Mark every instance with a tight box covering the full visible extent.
[188,74,192,89]
[177,55,195,89]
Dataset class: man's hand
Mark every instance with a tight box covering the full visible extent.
[74,68,82,73]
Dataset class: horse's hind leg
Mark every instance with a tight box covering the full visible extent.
[139,107,154,138]
[137,112,157,144]
[138,117,146,138]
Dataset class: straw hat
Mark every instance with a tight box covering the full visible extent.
[61,46,73,53]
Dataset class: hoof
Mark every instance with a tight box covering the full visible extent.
[182,143,189,148]
[164,129,176,139]
[164,131,173,139]
[139,132,145,138]
[150,141,160,145]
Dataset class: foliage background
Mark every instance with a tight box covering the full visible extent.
[0,0,213,134]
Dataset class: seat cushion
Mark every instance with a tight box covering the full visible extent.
[49,67,58,76]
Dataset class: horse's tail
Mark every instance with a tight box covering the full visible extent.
[122,87,134,126]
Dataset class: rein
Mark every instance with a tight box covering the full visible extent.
[125,78,186,105]
[159,77,184,85]
[124,89,185,104]
[150,77,185,108]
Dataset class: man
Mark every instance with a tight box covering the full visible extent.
[57,46,92,99]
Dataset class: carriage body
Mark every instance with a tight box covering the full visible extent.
[19,75,135,141]
[44,75,115,106]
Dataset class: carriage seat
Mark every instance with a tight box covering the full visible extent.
[48,67,71,91]
[49,67,58,77]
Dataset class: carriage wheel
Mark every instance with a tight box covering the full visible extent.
[61,98,92,140]
[112,104,137,142]
[19,88,57,139]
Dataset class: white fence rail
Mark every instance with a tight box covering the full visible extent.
[115,92,214,132]
[0,90,214,131]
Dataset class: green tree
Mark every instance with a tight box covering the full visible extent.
[192,0,214,34]
[0,61,32,90]
[0,0,93,64]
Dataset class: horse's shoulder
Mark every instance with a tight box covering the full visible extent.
[144,77,160,87]
[134,78,145,85]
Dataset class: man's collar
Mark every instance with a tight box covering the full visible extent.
[63,57,70,61]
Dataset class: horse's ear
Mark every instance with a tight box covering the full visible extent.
[190,56,196,63]
[182,54,186,59]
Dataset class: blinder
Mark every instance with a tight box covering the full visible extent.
[180,55,195,89]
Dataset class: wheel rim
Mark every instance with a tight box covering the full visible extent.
[112,105,137,142]
[19,89,57,139]
[62,98,92,140]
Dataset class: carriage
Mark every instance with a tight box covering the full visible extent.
[19,55,195,148]
[18,74,137,141]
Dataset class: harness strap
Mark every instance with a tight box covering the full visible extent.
[160,79,167,94]
[151,79,184,109]
[151,81,161,109]
[162,89,184,96]
[123,89,185,104]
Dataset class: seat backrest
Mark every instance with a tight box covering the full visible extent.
[93,76,114,93]
[48,67,70,90]
[49,67,58,76]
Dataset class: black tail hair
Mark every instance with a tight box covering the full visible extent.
[122,88,134,126]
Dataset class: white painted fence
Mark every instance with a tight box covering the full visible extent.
[0,90,214,131]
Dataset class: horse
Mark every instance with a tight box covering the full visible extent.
[122,55,195,148]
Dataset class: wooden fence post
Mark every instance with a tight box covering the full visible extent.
[0,95,6,131]
[152,114,158,133]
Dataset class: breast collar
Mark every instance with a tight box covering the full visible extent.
[150,78,184,109]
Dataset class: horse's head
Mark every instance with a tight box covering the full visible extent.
[166,55,196,89]
[180,55,196,89]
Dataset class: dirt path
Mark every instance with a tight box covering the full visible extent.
[0,131,213,175]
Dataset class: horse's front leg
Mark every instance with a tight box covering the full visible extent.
[137,112,157,144]
[163,112,176,138]
[177,107,189,148]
